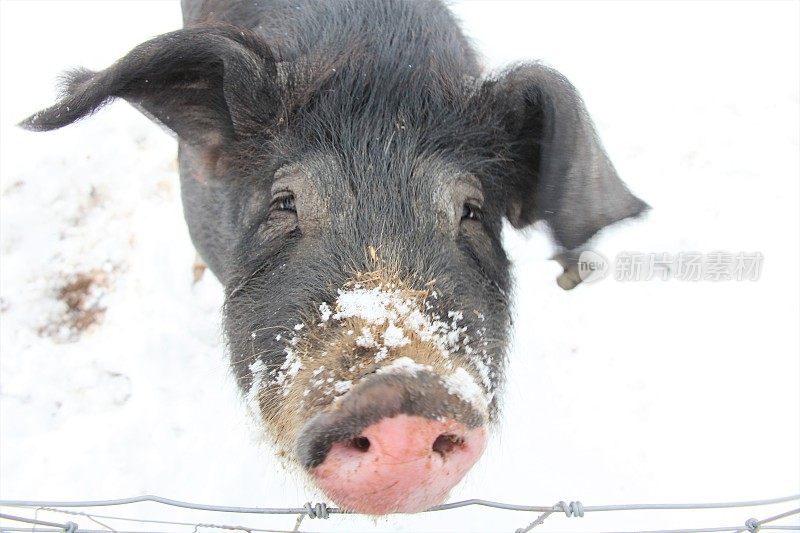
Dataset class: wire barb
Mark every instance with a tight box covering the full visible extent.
[302,502,329,519]
[559,501,585,517]
[745,518,761,533]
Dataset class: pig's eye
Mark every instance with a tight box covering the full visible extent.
[461,202,482,222]
[272,194,296,212]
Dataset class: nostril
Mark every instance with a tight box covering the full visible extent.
[432,433,464,457]
[350,436,371,452]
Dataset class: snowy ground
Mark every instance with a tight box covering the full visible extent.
[1,1,798,532]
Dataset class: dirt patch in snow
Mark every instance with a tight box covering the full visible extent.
[39,268,114,341]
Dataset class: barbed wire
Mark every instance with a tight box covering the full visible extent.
[1,493,797,533]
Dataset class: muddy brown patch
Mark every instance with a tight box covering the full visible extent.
[192,254,207,285]
[40,268,114,341]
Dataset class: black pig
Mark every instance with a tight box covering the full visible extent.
[22,0,646,514]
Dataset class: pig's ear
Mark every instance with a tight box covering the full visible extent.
[494,63,648,288]
[19,24,277,146]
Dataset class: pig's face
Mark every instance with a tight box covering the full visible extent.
[222,96,514,511]
[23,24,646,515]
[226,154,512,418]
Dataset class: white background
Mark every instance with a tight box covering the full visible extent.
[1,1,798,532]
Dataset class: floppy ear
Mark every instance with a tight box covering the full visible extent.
[495,63,647,289]
[20,24,277,147]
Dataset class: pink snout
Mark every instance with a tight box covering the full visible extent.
[311,414,487,514]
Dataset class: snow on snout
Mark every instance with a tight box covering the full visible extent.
[377,357,490,414]
[325,285,467,358]
[246,359,267,419]
[327,285,493,410]
[247,284,495,413]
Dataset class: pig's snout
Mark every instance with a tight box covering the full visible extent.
[296,371,488,514]
[313,414,486,515]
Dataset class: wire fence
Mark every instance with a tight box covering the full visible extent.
[1,494,798,533]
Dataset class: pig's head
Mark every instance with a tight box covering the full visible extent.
[22,24,646,514]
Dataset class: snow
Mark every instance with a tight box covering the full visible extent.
[372,356,486,413]
[333,380,352,395]
[273,348,303,393]
[318,301,332,322]
[332,286,414,325]
[382,323,411,348]
[247,359,267,418]
[329,285,474,365]
[374,346,389,363]
[1,1,799,532]
[377,356,434,376]
[356,326,377,348]
[443,367,488,412]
